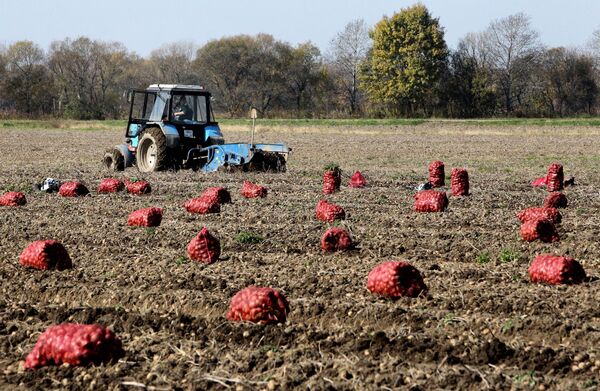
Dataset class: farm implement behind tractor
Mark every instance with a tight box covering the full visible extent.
[103,84,289,173]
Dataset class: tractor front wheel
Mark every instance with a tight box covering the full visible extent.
[103,148,125,171]
[137,128,168,172]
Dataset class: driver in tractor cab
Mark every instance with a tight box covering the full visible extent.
[173,96,193,121]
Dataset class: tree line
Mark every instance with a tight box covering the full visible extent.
[1,4,600,119]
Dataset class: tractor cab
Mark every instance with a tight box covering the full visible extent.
[126,84,224,151]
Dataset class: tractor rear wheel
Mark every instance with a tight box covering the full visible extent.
[137,128,168,172]
[103,148,125,171]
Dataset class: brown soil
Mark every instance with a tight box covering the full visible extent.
[0,124,599,390]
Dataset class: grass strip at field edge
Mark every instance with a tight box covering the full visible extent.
[3,117,600,131]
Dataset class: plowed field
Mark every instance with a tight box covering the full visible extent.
[1,124,599,390]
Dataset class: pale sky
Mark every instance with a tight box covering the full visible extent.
[1,0,599,55]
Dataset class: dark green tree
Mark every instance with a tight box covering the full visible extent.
[283,42,325,113]
[535,48,598,116]
[443,42,498,118]
[359,4,448,116]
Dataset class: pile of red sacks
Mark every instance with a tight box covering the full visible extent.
[546,163,564,192]
[451,168,469,196]
[24,323,123,369]
[125,180,151,195]
[321,227,353,252]
[428,161,445,188]
[19,240,72,270]
[59,182,89,197]
[187,227,221,264]
[316,200,346,222]
[367,261,427,298]
[0,191,26,206]
[127,207,163,227]
[348,171,366,188]
[414,190,448,212]
[98,178,124,193]
[529,255,586,284]
[226,286,289,324]
[241,181,267,198]
[323,168,342,194]
[543,192,567,209]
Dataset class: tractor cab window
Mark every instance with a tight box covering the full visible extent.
[130,92,156,121]
[148,91,169,122]
[170,94,208,124]
[129,91,162,138]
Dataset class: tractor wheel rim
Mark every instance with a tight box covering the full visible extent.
[147,143,156,167]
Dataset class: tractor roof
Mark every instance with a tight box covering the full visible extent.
[146,84,206,93]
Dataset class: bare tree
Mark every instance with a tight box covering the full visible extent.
[94,41,136,117]
[48,37,132,119]
[589,28,600,56]
[328,19,370,114]
[149,41,199,84]
[0,44,9,111]
[478,13,543,114]
[457,32,489,68]
[2,41,54,115]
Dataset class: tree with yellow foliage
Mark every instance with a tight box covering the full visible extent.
[360,4,448,116]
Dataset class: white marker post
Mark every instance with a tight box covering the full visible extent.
[250,108,257,147]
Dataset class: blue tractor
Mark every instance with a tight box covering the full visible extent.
[103,84,289,172]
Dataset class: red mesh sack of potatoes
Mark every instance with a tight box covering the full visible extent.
[543,192,567,209]
[323,168,342,194]
[316,200,346,222]
[451,168,469,196]
[24,323,123,369]
[367,261,427,299]
[528,254,586,285]
[428,160,445,187]
[531,177,547,187]
[516,207,561,224]
[184,197,220,214]
[19,240,72,270]
[321,227,353,252]
[125,180,151,195]
[0,191,27,206]
[348,171,366,188]
[127,207,162,227]
[546,163,564,192]
[520,219,559,242]
[241,181,267,198]
[98,178,124,193]
[226,286,290,324]
[201,187,231,204]
[187,227,220,264]
[414,190,448,212]
[59,182,89,197]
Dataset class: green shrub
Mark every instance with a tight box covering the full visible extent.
[323,163,340,172]
[236,231,264,244]
[476,251,491,264]
[499,248,520,263]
